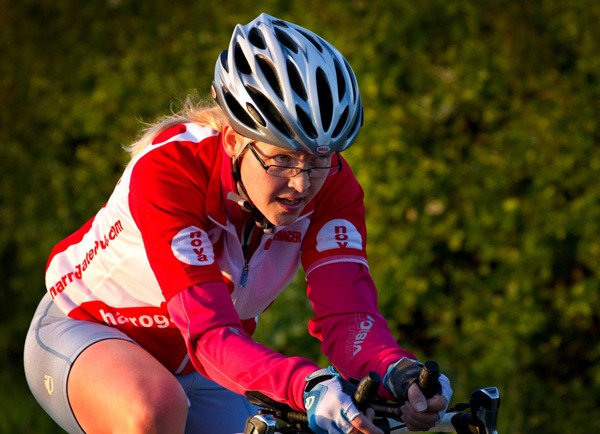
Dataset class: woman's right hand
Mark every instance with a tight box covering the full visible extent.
[303,368,383,434]
[349,407,383,434]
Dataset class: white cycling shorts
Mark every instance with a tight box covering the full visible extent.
[24,293,257,434]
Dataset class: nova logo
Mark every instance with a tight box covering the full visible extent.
[315,219,363,252]
[171,226,215,265]
[189,230,209,262]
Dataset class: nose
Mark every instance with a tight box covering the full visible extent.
[287,170,311,192]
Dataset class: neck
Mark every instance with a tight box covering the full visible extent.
[226,189,275,234]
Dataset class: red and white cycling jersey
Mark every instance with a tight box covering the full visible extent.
[45,122,412,409]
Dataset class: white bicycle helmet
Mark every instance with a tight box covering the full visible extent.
[212,13,363,154]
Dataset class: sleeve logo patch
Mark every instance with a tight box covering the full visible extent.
[316,219,363,252]
[171,226,215,265]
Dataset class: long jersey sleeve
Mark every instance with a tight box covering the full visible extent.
[306,262,415,397]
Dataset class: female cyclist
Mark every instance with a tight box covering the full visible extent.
[24,13,451,434]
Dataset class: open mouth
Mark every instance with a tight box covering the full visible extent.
[278,198,301,206]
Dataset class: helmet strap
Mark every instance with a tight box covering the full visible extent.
[228,145,275,234]
[226,187,275,234]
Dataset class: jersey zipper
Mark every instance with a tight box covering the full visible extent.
[240,219,255,288]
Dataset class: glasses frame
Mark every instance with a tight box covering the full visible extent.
[247,142,343,179]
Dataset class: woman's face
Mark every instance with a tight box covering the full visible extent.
[238,142,328,227]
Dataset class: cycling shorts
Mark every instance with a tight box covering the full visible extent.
[24,293,257,434]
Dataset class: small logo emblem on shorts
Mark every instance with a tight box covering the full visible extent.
[305,396,315,410]
[44,374,54,395]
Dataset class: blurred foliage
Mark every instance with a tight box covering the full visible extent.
[2,0,599,432]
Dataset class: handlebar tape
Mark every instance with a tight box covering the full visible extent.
[418,360,441,399]
[353,371,382,411]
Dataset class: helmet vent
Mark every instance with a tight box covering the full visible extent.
[247,87,294,139]
[234,43,252,75]
[287,60,307,100]
[297,29,323,53]
[316,67,333,131]
[347,106,364,138]
[272,19,289,28]
[274,28,299,54]
[246,103,267,127]
[332,107,349,137]
[334,59,346,101]
[248,28,267,49]
[256,56,284,100]
[296,105,318,139]
[224,90,257,129]
[343,59,358,102]
[219,51,230,73]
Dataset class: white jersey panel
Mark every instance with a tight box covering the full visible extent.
[47,124,220,314]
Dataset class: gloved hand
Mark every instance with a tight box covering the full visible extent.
[383,358,452,425]
[303,367,362,434]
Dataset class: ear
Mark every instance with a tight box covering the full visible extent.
[222,125,238,158]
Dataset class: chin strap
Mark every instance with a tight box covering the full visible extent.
[227,191,275,234]
[229,149,275,234]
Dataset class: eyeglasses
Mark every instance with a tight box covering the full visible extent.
[247,143,343,178]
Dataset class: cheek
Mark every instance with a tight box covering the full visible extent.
[241,168,279,202]
[308,178,327,197]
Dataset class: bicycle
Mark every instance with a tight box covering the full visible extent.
[242,361,500,434]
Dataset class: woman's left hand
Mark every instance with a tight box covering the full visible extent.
[399,383,448,432]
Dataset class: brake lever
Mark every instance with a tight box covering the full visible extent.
[471,387,500,434]
[244,414,277,434]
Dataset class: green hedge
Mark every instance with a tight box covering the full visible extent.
[2,0,599,432]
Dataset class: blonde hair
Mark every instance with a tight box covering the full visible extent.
[125,96,230,160]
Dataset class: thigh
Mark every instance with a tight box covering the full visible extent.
[178,371,258,434]
[68,338,188,434]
